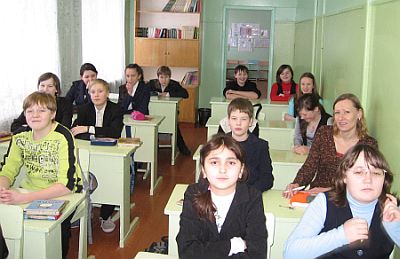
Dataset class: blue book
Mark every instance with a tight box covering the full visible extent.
[90,137,117,146]
[24,200,68,216]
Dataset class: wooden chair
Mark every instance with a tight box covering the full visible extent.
[265,212,275,259]
[0,204,24,259]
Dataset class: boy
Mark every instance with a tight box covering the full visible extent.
[0,91,82,258]
[227,98,273,192]
[147,66,191,155]
[223,65,261,100]
[71,79,124,233]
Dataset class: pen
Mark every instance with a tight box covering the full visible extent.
[284,185,306,193]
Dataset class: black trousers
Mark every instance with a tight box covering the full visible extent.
[100,204,115,220]
[62,212,75,259]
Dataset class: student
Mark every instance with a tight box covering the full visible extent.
[284,93,377,198]
[284,144,397,258]
[226,98,273,192]
[0,91,82,258]
[284,72,321,121]
[176,134,267,259]
[118,63,150,115]
[11,72,73,134]
[147,66,191,155]
[71,79,123,233]
[223,64,261,100]
[269,64,298,102]
[65,63,98,107]
[293,93,332,155]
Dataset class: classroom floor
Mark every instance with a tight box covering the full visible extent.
[67,122,207,259]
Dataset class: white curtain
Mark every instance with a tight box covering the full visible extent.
[0,0,60,131]
[81,0,125,93]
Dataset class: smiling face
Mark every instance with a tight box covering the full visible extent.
[300,77,314,94]
[344,152,385,204]
[89,82,109,108]
[228,109,252,141]
[234,70,248,87]
[38,78,58,97]
[202,145,243,196]
[81,70,97,87]
[334,99,361,134]
[25,104,55,132]
[280,68,292,83]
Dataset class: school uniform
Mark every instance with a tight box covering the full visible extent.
[65,80,91,106]
[223,80,261,99]
[118,81,150,115]
[177,181,267,259]
[11,96,73,134]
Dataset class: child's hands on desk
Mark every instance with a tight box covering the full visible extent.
[0,188,27,205]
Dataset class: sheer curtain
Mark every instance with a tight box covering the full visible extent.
[0,0,60,131]
[81,0,125,93]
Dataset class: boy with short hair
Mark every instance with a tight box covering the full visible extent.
[0,91,82,258]
[223,65,261,100]
[227,98,274,192]
[147,66,191,155]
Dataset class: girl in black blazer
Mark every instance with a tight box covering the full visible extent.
[118,63,150,115]
[177,135,267,259]
[71,79,123,233]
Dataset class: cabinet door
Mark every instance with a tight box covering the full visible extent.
[167,39,199,67]
[178,85,199,123]
[134,38,167,66]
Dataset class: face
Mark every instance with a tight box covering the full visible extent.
[228,109,253,140]
[344,152,385,204]
[299,107,319,123]
[38,78,58,97]
[234,70,248,86]
[202,145,243,196]
[25,104,55,132]
[300,77,314,94]
[334,99,362,134]
[89,83,109,107]
[125,68,141,85]
[158,74,171,87]
[81,70,97,87]
[280,68,292,83]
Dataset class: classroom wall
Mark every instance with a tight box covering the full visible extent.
[199,0,297,107]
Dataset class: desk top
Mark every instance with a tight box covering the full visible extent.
[210,97,288,106]
[164,184,305,222]
[150,96,182,103]
[206,117,294,129]
[76,139,140,157]
[270,149,306,164]
[123,115,165,126]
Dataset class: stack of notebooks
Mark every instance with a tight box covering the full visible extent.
[24,200,68,220]
[289,192,316,208]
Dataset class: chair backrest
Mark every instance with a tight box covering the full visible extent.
[265,212,275,259]
[78,148,90,189]
[0,204,24,259]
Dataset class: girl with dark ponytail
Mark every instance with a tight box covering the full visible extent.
[176,134,267,259]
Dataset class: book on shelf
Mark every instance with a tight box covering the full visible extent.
[162,0,176,11]
[117,137,141,147]
[24,199,68,216]
[163,0,199,13]
[181,71,199,86]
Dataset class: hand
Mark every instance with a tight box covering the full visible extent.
[284,113,295,121]
[305,187,331,195]
[159,92,168,97]
[126,82,134,95]
[293,145,310,155]
[283,183,300,199]
[71,125,89,136]
[278,94,285,97]
[0,189,28,204]
[343,218,369,243]
[383,194,400,222]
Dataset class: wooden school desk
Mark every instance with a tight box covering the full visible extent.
[205,116,295,150]
[123,114,164,196]
[149,96,182,165]
[209,97,288,121]
[76,139,141,248]
[164,184,305,258]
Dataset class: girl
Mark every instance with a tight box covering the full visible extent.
[284,93,377,198]
[0,91,82,258]
[284,72,321,121]
[117,63,150,115]
[223,65,261,100]
[284,144,398,258]
[11,72,73,134]
[293,93,332,155]
[176,134,267,259]
[270,64,298,102]
[71,79,123,233]
[65,63,98,106]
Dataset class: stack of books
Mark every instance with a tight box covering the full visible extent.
[163,0,200,13]
[143,26,198,39]
[181,71,199,86]
[24,200,68,220]
[0,131,12,142]
[117,137,141,147]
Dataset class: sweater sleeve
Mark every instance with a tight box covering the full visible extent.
[284,193,348,259]
[293,117,303,146]
[0,137,23,185]
[382,209,400,247]
[223,81,234,98]
[254,141,274,192]
[288,97,295,116]
[168,80,189,98]
[270,83,288,101]
[58,98,73,129]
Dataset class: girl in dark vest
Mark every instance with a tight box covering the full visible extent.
[284,144,398,259]
[293,93,332,155]
[176,134,267,259]
[269,64,298,102]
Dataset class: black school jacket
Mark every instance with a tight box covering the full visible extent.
[177,182,267,259]
[118,81,150,115]
[147,79,189,98]
[72,101,123,140]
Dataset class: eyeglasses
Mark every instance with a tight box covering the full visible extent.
[348,168,386,178]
